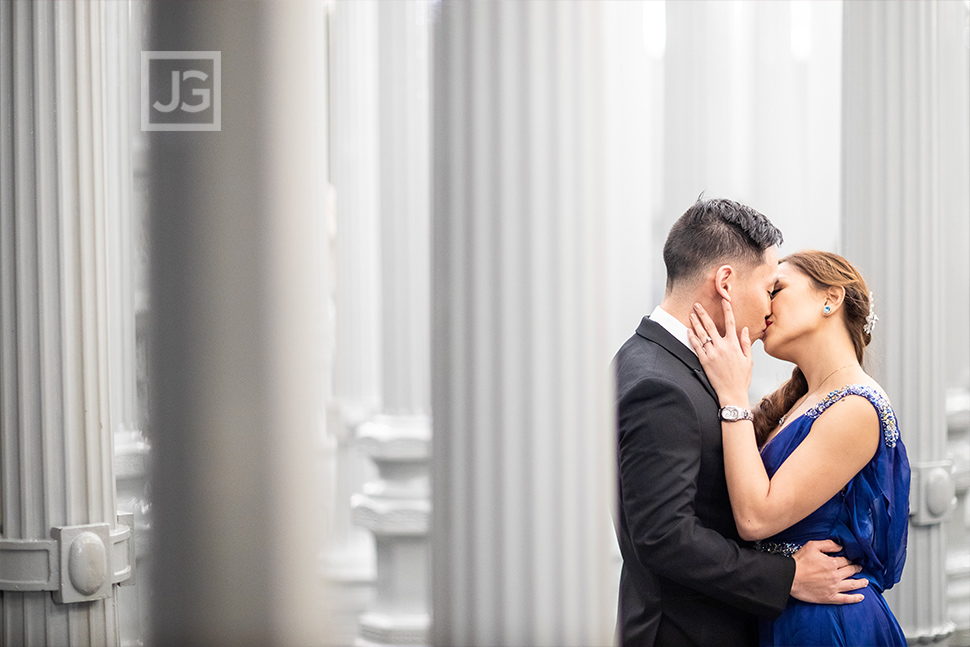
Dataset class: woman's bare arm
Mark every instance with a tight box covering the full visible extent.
[718,398,878,540]
[686,300,879,540]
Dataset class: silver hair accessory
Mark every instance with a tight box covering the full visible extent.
[864,292,878,335]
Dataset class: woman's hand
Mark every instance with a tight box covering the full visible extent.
[686,300,753,406]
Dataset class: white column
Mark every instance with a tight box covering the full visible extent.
[0,2,134,644]
[376,0,431,420]
[352,2,432,645]
[602,0,659,355]
[941,1,970,636]
[431,3,616,645]
[601,2,661,629]
[102,2,151,645]
[325,0,381,642]
[103,0,137,441]
[330,0,382,422]
[948,390,970,635]
[842,1,966,642]
[661,2,756,208]
[147,2,327,645]
[305,2,365,645]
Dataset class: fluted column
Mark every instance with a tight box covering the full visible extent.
[601,2,667,626]
[842,1,967,642]
[941,3,970,635]
[602,0,659,354]
[375,0,431,420]
[325,0,381,642]
[352,1,432,644]
[147,2,326,645]
[101,2,151,645]
[431,3,616,645]
[947,390,970,635]
[0,2,133,644]
[330,0,382,420]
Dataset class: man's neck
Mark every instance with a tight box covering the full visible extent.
[660,292,727,341]
[658,296,696,330]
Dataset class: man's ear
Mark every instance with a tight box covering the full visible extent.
[824,285,846,314]
[714,265,734,301]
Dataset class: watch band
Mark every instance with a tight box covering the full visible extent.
[719,405,753,422]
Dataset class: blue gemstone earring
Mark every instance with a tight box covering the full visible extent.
[823,305,832,314]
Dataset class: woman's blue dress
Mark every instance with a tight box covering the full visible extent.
[755,385,911,647]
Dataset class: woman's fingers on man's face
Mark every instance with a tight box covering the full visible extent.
[691,303,719,341]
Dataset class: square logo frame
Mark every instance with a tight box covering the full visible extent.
[141,51,222,131]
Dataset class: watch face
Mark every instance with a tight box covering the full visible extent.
[721,406,748,421]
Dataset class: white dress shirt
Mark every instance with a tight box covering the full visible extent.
[649,305,698,356]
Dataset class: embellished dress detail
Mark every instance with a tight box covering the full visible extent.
[756,385,911,647]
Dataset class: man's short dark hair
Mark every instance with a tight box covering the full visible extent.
[662,196,784,290]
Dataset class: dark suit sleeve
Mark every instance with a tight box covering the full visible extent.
[617,376,795,618]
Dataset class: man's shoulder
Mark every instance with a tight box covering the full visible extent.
[614,324,686,379]
[614,346,696,414]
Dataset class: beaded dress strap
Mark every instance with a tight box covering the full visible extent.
[804,384,900,448]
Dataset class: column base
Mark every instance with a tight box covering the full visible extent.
[357,415,431,461]
[949,552,970,633]
[322,543,377,584]
[357,611,429,646]
[322,546,377,647]
[326,580,377,647]
[905,621,955,645]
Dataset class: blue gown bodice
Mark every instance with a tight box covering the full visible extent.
[755,385,911,646]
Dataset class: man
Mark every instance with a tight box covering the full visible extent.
[613,198,867,646]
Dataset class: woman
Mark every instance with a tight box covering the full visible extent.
[686,250,910,646]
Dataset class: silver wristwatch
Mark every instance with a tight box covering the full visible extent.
[718,405,753,422]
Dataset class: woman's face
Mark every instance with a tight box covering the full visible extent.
[762,262,827,360]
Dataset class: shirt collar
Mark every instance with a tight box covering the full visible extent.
[650,306,698,356]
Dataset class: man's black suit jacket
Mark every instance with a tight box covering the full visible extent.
[614,316,795,646]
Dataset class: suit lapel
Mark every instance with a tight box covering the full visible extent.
[636,317,719,403]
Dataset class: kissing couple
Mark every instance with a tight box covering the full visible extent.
[613,197,910,647]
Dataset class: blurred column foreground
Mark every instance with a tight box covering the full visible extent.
[430,2,617,645]
[842,1,970,643]
[146,2,327,646]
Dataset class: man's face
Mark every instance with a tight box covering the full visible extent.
[730,246,779,341]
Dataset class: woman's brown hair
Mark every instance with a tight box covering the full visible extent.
[752,250,873,446]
